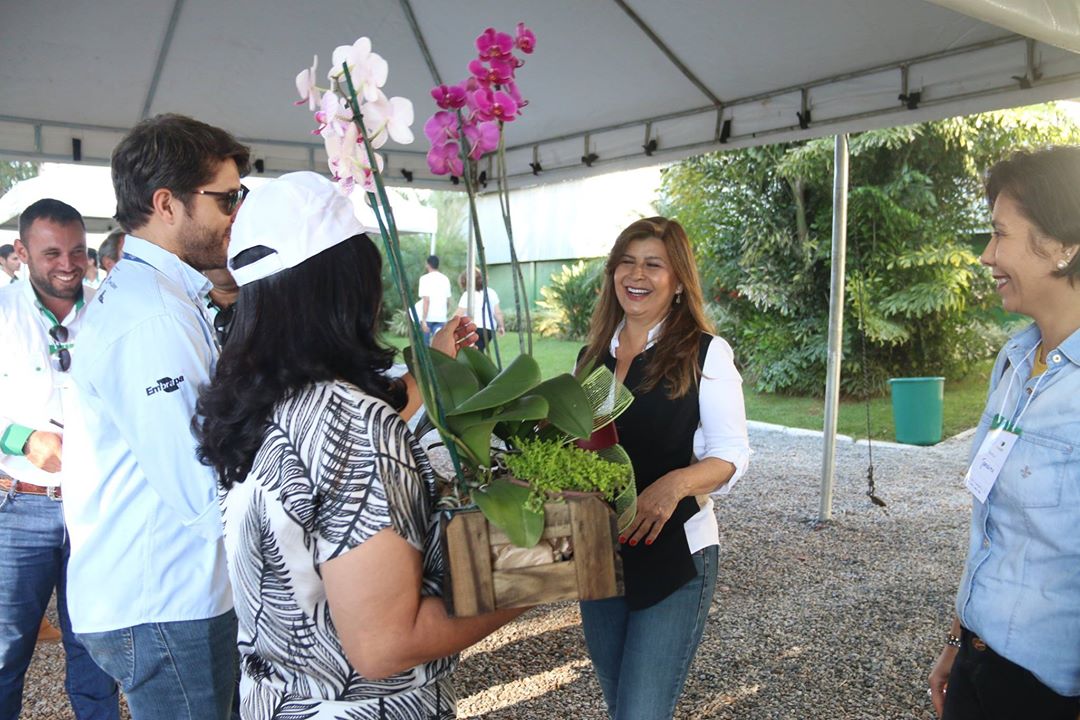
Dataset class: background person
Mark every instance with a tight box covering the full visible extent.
[418,254,451,345]
[196,172,519,718]
[97,230,124,275]
[928,146,1080,719]
[0,199,119,720]
[576,216,750,720]
[453,268,503,352]
[0,244,20,283]
[82,249,101,289]
[63,114,250,720]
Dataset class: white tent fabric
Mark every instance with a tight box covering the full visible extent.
[928,0,1080,52]
[2,0,1080,190]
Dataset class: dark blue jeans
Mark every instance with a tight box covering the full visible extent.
[580,545,717,720]
[78,610,240,720]
[0,490,119,720]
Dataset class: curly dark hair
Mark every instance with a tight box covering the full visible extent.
[195,233,405,489]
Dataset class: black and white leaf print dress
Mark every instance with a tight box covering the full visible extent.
[220,381,456,719]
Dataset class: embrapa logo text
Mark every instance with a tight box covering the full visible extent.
[146,376,185,396]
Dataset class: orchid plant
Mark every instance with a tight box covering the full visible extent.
[293,36,468,489]
[295,38,415,195]
[425,23,537,359]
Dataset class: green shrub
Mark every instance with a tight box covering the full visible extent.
[535,259,604,341]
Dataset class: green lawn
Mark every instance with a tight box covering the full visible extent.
[385,333,991,442]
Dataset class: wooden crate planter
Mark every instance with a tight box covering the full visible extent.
[442,496,623,617]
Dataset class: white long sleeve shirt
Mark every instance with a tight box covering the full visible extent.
[0,279,92,487]
[609,320,751,554]
[63,236,232,633]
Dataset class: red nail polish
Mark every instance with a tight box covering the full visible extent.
[629,539,638,547]
[645,538,653,546]
[618,536,626,544]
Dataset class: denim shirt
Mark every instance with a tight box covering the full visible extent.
[955,322,1080,696]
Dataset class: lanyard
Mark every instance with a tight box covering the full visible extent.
[993,342,1047,432]
[121,250,220,356]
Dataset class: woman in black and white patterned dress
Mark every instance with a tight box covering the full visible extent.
[195,172,522,720]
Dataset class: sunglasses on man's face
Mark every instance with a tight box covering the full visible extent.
[49,324,71,372]
[192,184,250,215]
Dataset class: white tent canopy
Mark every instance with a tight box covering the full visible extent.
[2,0,1080,190]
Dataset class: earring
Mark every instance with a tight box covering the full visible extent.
[1058,259,1068,270]
[675,293,682,305]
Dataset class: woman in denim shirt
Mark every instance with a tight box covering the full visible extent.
[928,147,1080,719]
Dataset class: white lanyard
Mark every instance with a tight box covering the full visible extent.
[992,342,1046,433]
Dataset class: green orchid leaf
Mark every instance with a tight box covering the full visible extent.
[447,354,542,416]
[486,394,548,423]
[457,346,499,386]
[473,479,545,548]
[445,414,496,468]
[431,358,481,412]
[531,373,594,439]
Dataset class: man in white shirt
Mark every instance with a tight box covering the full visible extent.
[0,199,119,720]
[0,244,20,283]
[417,254,451,345]
[63,114,250,720]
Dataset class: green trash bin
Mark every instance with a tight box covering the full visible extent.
[888,377,945,445]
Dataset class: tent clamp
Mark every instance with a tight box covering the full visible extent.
[898,65,921,110]
[401,169,414,183]
[1013,38,1043,89]
[797,88,812,129]
[529,145,543,175]
[642,122,658,156]
[581,133,599,167]
[718,117,732,144]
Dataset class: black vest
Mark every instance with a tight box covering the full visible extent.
[600,332,711,610]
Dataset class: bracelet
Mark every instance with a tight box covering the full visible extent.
[945,632,962,649]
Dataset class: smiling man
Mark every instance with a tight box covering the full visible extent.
[62,114,250,720]
[0,199,120,720]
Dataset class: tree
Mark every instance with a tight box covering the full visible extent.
[659,104,1080,395]
[0,161,38,195]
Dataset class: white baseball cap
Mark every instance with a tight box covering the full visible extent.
[227,171,366,287]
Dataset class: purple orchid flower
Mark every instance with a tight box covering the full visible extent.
[476,27,514,60]
[515,23,536,54]
[431,83,468,109]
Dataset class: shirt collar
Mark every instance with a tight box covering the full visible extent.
[1005,322,1080,372]
[123,235,212,303]
[608,316,667,356]
[19,274,85,325]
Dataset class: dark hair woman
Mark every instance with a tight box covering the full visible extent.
[928,147,1080,719]
[196,172,517,719]
[577,216,750,719]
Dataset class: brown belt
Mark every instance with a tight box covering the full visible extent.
[0,477,61,500]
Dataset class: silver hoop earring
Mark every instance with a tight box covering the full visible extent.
[1058,259,1069,270]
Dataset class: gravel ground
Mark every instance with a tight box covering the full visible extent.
[22,424,973,719]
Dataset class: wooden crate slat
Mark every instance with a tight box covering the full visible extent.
[570,497,620,600]
[444,511,496,616]
[493,561,579,607]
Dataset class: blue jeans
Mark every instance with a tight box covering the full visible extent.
[424,321,445,345]
[580,545,717,720]
[0,490,119,720]
[78,610,240,720]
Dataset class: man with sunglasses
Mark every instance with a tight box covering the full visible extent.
[0,199,120,720]
[62,114,250,720]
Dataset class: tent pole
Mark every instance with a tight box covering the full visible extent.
[819,133,849,523]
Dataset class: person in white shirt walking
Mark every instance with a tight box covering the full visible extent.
[0,199,120,720]
[417,254,451,345]
[63,114,250,720]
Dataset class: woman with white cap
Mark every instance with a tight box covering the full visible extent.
[196,172,522,719]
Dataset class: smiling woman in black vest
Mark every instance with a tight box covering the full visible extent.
[576,216,750,720]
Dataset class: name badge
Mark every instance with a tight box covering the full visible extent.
[964,427,1019,503]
